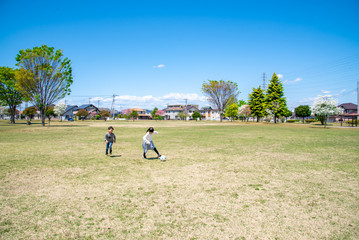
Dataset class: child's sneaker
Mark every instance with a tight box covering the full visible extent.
[142,153,147,159]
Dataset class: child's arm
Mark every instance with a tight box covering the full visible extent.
[114,134,116,143]
[154,131,159,135]
[105,134,108,143]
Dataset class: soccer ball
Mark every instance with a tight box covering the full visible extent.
[160,155,166,161]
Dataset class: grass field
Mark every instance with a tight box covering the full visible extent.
[0,120,358,239]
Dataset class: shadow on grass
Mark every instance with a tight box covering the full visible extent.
[0,122,43,126]
[109,155,121,158]
[46,125,88,128]
[145,157,159,160]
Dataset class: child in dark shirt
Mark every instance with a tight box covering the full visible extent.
[105,126,116,155]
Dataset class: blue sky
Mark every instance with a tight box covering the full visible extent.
[1,0,358,110]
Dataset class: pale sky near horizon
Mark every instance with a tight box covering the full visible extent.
[1,0,358,110]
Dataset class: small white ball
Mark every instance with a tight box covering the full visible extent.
[160,155,166,161]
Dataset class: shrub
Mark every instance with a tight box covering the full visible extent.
[305,119,317,123]
[286,119,299,123]
[346,119,358,125]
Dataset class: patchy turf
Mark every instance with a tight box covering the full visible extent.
[0,120,358,239]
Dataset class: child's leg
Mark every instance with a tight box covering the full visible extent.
[153,148,160,157]
[109,142,113,154]
[106,142,110,154]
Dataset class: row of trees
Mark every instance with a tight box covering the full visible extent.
[202,73,344,125]
[0,45,73,126]
[248,73,291,123]
[201,73,291,123]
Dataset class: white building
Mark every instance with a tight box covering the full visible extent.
[200,107,221,121]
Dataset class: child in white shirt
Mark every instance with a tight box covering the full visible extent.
[142,127,161,159]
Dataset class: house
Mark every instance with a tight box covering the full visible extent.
[328,103,357,123]
[63,105,78,120]
[164,104,199,120]
[76,104,100,119]
[338,103,357,114]
[200,107,221,121]
[121,108,151,119]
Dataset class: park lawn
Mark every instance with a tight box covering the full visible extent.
[0,120,358,239]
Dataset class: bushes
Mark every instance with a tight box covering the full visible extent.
[305,119,317,123]
[287,119,299,123]
[346,119,358,125]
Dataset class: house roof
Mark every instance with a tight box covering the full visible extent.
[132,108,145,112]
[65,105,78,112]
[78,104,95,109]
[338,103,357,110]
[164,107,184,111]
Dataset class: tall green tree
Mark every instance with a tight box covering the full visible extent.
[265,73,287,124]
[295,105,311,123]
[202,80,240,122]
[15,45,73,126]
[224,102,238,121]
[0,67,23,124]
[248,86,265,122]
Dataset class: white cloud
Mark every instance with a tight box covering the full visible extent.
[321,90,331,94]
[153,64,165,68]
[112,93,208,109]
[277,74,283,79]
[283,77,302,84]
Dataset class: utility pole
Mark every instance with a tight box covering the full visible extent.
[262,72,266,90]
[98,99,100,109]
[89,98,91,104]
[111,94,118,118]
[357,80,359,121]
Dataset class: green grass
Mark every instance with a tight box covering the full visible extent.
[0,120,358,239]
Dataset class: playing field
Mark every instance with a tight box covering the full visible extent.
[0,120,358,239]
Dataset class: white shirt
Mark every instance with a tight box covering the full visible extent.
[143,131,158,144]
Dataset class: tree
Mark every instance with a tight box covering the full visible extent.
[76,109,89,120]
[283,108,293,121]
[224,103,238,121]
[129,110,138,121]
[15,45,73,126]
[54,102,67,122]
[311,95,343,127]
[265,73,287,124]
[23,106,37,120]
[0,67,23,124]
[155,110,165,120]
[295,105,311,123]
[202,80,240,122]
[192,111,201,120]
[177,112,188,120]
[248,86,265,122]
[238,99,246,107]
[100,110,111,121]
[45,106,55,126]
[151,107,158,118]
[238,105,251,122]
